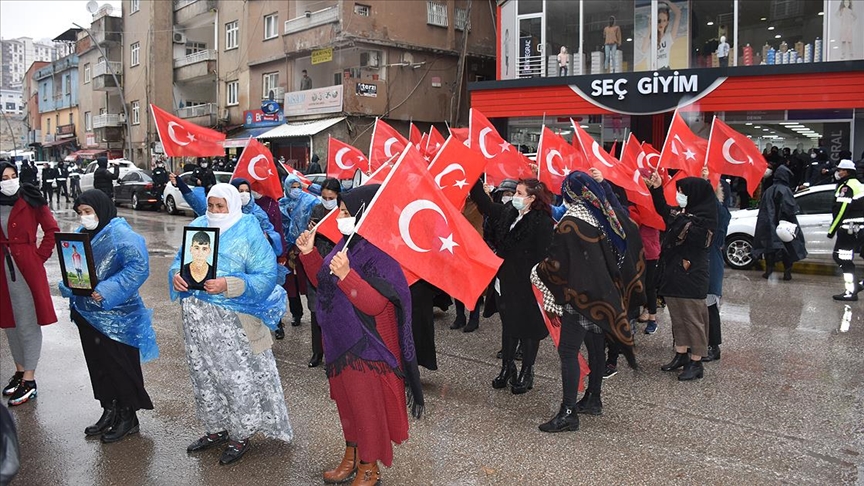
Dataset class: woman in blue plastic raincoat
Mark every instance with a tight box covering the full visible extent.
[230,177,283,257]
[169,183,292,466]
[61,189,157,444]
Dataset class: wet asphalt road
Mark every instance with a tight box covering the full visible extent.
[2,204,863,485]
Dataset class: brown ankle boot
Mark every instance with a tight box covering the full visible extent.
[323,444,357,483]
[351,461,380,486]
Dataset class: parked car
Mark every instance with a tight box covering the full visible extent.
[113,170,162,210]
[79,159,136,193]
[724,184,836,270]
[163,171,233,215]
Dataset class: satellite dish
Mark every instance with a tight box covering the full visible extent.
[86,0,99,13]
[103,4,114,15]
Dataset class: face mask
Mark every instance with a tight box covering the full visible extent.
[511,196,527,211]
[337,216,356,235]
[157,163,164,168]
[501,195,513,204]
[201,163,208,168]
[239,192,251,206]
[764,168,773,177]
[207,211,230,224]
[0,178,20,196]
[251,190,262,200]
[811,153,817,159]
[676,192,688,208]
[80,214,99,230]
[289,187,302,199]
[835,171,844,181]
[321,198,338,210]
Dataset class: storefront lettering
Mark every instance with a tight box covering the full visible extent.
[591,72,698,101]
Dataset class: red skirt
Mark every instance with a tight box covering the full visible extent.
[283,247,308,297]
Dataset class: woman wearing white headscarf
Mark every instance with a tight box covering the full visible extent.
[169,183,292,466]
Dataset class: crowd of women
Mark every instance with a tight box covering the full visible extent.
[2,153,761,483]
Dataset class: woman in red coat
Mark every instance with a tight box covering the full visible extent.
[0,161,59,406]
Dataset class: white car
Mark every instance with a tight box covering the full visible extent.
[724,184,837,270]
[79,159,137,193]
[163,171,233,215]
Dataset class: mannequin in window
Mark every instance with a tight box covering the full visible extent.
[557,46,569,76]
[716,35,730,67]
[603,16,622,73]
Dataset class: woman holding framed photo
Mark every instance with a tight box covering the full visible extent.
[0,161,59,407]
[62,189,158,443]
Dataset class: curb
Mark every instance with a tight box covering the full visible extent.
[757,260,838,277]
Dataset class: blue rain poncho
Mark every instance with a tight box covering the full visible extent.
[278,174,320,246]
[168,213,287,330]
[59,217,159,362]
[231,177,284,256]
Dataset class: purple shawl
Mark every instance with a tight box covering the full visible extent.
[255,195,287,256]
[316,238,424,418]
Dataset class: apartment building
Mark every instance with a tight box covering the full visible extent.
[34,30,82,161]
[0,88,23,114]
[0,37,58,90]
[22,61,49,156]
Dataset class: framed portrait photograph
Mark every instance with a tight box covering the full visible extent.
[180,226,220,290]
[55,233,98,296]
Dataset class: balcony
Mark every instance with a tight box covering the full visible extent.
[174,50,217,83]
[93,62,123,90]
[284,5,340,35]
[93,61,122,77]
[93,114,122,129]
[177,103,217,126]
[89,15,122,45]
[174,0,217,25]
[56,123,76,139]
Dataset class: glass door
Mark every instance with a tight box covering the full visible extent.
[517,14,545,78]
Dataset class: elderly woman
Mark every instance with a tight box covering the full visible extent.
[170,183,292,466]
[648,173,717,381]
[1,162,59,407]
[278,174,321,336]
[297,185,423,486]
[61,190,157,443]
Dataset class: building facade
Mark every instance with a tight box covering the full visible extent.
[0,88,23,114]
[0,37,58,90]
[35,51,82,160]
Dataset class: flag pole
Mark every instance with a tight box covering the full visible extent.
[368,118,379,174]
[704,115,718,169]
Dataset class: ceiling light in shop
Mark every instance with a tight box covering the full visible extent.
[763,128,770,131]
[780,122,797,125]
[761,17,767,21]
[745,122,753,126]
[626,37,633,42]
[754,126,762,129]
[775,34,782,39]
[786,124,805,128]
[818,11,824,16]
[768,26,775,31]
[707,21,714,26]
[580,125,589,128]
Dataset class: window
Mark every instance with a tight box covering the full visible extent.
[226,80,239,106]
[796,191,834,215]
[65,75,71,95]
[185,42,206,56]
[131,0,140,13]
[131,100,140,125]
[354,4,371,16]
[69,113,74,125]
[262,72,279,98]
[130,42,140,66]
[455,7,469,31]
[99,107,106,115]
[47,119,51,134]
[426,2,448,27]
[264,13,278,39]
[4,102,14,111]
[85,111,92,131]
[84,63,91,83]
[225,21,238,50]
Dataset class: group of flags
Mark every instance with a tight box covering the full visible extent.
[148,103,769,309]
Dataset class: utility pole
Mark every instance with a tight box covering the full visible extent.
[450,0,472,127]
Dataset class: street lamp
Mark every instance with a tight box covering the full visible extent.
[73,22,133,165]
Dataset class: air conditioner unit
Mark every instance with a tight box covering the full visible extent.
[360,50,380,68]
[173,32,187,44]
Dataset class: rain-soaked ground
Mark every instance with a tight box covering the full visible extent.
[2,205,863,485]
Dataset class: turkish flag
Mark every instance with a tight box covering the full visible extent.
[356,146,503,310]
[150,104,226,157]
[449,127,469,143]
[231,137,283,201]
[327,137,369,180]
[532,285,590,391]
[658,112,708,177]
[314,207,343,245]
[427,136,488,210]
[468,108,534,186]
[572,122,650,202]
[424,125,447,161]
[618,134,666,230]
[369,118,408,172]
[409,123,423,148]
[537,127,589,195]
[706,117,768,196]
[365,155,400,184]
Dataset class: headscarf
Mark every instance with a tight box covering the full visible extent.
[279,174,320,245]
[74,189,117,236]
[230,177,254,208]
[96,156,108,169]
[340,184,380,221]
[562,171,626,258]
[0,162,46,207]
[676,177,718,229]
[206,183,243,232]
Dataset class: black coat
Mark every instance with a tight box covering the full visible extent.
[471,183,553,340]
[191,167,217,191]
[753,165,807,262]
[40,167,57,188]
[151,167,169,187]
[94,164,120,197]
[19,163,37,185]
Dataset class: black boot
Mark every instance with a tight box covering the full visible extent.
[101,407,139,443]
[510,365,534,395]
[463,316,479,333]
[575,392,603,415]
[85,401,117,436]
[450,314,466,330]
[492,360,517,389]
[275,322,285,340]
[661,352,688,372]
[308,353,323,368]
[678,359,704,381]
[538,404,580,433]
[703,345,721,362]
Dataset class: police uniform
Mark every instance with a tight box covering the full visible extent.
[828,160,864,301]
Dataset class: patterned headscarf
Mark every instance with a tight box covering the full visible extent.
[562,171,627,258]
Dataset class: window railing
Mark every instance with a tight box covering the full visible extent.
[518,55,544,79]
[93,113,120,128]
[427,1,448,27]
[177,103,217,119]
[93,61,122,77]
[174,0,198,10]
[174,49,217,68]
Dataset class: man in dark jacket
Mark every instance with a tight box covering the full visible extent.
[40,162,57,205]
[151,158,169,206]
[305,154,322,174]
[93,156,120,198]
[55,160,70,204]
[805,149,834,187]
[190,158,217,193]
[19,161,37,186]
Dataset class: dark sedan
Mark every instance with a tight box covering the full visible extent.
[114,170,163,210]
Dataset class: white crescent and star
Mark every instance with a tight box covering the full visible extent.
[334,147,356,170]
[398,200,459,254]
[247,154,270,181]
[478,128,497,158]
[433,163,468,190]
[545,149,566,177]
[383,138,401,158]
[167,121,193,146]
[721,138,751,165]
[645,152,660,169]
[592,142,615,168]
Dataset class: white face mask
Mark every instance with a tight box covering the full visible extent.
[336,216,356,235]
[251,190,262,200]
[239,192,251,206]
[676,192,688,208]
[80,214,99,230]
[321,198,338,210]
[511,196,527,211]
[0,178,20,196]
[207,211,230,225]
[835,171,844,181]
[501,195,512,204]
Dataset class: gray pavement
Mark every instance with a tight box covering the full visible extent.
[2,205,863,485]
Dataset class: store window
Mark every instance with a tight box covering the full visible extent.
[545,0,580,76]
[690,1,733,68]
[738,1,824,66]
[584,0,635,74]
[826,0,863,61]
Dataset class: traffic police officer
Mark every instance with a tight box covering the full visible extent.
[151,158,170,206]
[828,159,864,301]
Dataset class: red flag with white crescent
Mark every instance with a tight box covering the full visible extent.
[706,117,768,196]
[468,108,534,186]
[658,111,708,177]
[369,118,408,172]
[150,104,226,157]
[536,127,589,195]
[424,125,447,160]
[427,136,488,209]
[231,137,283,200]
[327,137,369,180]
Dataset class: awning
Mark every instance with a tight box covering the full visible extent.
[223,126,279,148]
[42,138,77,148]
[256,117,345,140]
[65,149,107,161]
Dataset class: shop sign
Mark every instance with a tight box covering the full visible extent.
[724,111,786,122]
[356,82,377,97]
[312,48,333,65]
[824,122,851,164]
[284,84,344,116]
[569,69,727,115]
[244,109,285,127]
[85,132,97,147]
